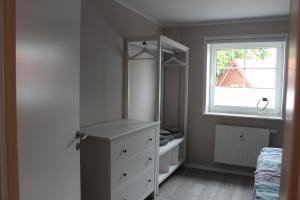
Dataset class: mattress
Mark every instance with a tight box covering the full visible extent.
[254,147,283,200]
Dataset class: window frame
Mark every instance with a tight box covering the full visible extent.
[203,34,288,120]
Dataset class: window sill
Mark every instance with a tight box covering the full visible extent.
[203,112,284,121]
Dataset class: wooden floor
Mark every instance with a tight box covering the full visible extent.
[153,167,254,200]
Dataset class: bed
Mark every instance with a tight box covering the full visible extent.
[254,147,283,200]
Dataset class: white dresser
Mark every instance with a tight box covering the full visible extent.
[81,119,160,200]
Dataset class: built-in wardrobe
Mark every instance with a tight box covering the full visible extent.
[80,35,189,200]
[125,36,189,192]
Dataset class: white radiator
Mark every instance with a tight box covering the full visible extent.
[214,124,270,168]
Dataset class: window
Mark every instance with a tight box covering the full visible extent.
[204,36,287,119]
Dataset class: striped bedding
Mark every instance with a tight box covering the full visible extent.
[254,147,283,200]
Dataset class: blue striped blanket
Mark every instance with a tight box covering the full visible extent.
[254,147,283,200]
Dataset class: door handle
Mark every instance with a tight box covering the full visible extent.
[76,131,88,140]
[76,131,88,151]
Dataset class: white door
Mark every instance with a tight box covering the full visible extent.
[16,0,81,200]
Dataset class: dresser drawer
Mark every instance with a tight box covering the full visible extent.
[112,167,155,200]
[111,148,155,190]
[111,127,155,164]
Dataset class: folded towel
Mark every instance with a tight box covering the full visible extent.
[172,132,183,139]
[160,129,171,136]
[161,128,184,139]
[160,135,175,142]
[160,129,171,134]
[166,128,180,133]
[160,138,168,146]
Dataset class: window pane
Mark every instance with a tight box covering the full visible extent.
[216,67,246,88]
[216,48,244,87]
[216,48,278,88]
[214,87,276,108]
[216,48,245,69]
[208,40,285,117]
[244,48,277,69]
[245,69,276,88]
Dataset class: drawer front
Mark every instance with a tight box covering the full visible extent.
[111,127,156,164]
[112,168,155,200]
[111,148,155,190]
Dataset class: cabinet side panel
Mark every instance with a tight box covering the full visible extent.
[81,139,110,200]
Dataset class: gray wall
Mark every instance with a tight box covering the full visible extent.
[80,0,161,127]
[163,20,289,174]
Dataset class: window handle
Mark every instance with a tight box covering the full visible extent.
[257,98,269,111]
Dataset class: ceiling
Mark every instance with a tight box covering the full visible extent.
[114,0,290,26]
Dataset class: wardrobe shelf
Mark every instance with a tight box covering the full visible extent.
[159,138,184,156]
[158,159,184,184]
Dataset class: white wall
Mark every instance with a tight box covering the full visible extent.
[163,20,289,173]
[80,0,161,127]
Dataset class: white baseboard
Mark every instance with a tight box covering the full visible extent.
[184,163,254,177]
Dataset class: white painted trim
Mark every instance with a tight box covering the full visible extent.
[124,40,129,119]
[156,36,162,121]
[184,163,254,177]
[204,33,288,42]
[203,112,284,121]
[203,34,288,117]
[203,41,210,114]
[113,0,163,27]
[160,35,190,51]
[126,36,160,43]
[203,35,288,118]
[114,1,288,28]
[164,15,289,28]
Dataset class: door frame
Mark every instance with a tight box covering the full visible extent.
[0,0,300,200]
[280,0,300,199]
[0,0,19,200]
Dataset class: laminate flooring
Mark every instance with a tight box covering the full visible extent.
[152,167,254,200]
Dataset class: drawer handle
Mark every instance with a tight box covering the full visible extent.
[148,179,152,183]
[122,173,127,177]
[148,138,153,142]
[148,157,152,161]
[122,149,127,153]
